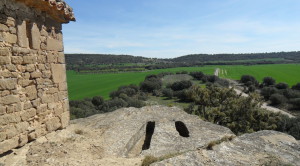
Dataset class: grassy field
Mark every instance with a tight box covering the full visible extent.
[218,64,300,86]
[67,66,215,100]
[67,64,300,100]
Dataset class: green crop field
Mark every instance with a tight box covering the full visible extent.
[218,64,300,86]
[67,64,300,100]
[67,66,215,100]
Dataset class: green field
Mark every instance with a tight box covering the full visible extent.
[67,64,300,100]
[218,64,300,85]
[67,67,215,100]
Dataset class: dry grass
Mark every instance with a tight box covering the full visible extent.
[206,135,235,150]
[141,152,183,166]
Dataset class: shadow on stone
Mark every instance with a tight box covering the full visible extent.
[175,121,190,137]
[142,121,155,150]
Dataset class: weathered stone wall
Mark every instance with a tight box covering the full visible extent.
[0,0,69,154]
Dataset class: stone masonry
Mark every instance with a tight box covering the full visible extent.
[0,0,75,154]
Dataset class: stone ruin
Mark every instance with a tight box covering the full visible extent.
[0,0,75,154]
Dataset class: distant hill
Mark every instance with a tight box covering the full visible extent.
[168,51,300,63]
[66,51,300,65]
[65,54,159,65]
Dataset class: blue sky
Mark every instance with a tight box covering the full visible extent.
[63,0,300,58]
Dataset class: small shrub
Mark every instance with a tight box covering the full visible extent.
[292,83,300,91]
[170,80,192,91]
[263,77,276,86]
[261,87,278,100]
[162,88,173,99]
[275,83,289,89]
[289,98,300,110]
[269,94,287,106]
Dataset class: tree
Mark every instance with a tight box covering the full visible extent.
[92,96,104,106]
[269,94,287,106]
[240,75,258,86]
[275,83,288,89]
[171,80,192,91]
[190,71,205,80]
[263,77,276,86]
[292,83,300,91]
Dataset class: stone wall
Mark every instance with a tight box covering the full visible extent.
[0,0,70,154]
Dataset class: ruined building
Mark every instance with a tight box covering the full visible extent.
[0,0,75,154]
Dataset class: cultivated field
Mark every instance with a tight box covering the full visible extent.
[67,64,300,100]
[217,64,300,86]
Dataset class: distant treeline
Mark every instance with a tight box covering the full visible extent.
[65,51,300,72]
[168,51,300,63]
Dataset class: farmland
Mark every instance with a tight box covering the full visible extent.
[67,64,300,100]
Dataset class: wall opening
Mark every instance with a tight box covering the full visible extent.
[142,121,155,150]
[175,121,190,137]
[26,21,33,49]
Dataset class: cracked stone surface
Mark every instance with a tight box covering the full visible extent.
[0,106,299,166]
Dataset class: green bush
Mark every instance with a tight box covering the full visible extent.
[261,87,278,100]
[275,82,289,89]
[269,94,287,106]
[263,77,276,86]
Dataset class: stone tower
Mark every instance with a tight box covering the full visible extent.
[0,0,75,154]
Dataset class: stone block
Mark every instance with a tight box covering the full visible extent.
[0,105,6,115]
[1,90,10,97]
[30,71,42,78]
[46,37,63,51]
[0,113,21,125]
[0,56,10,65]
[42,70,52,78]
[15,121,29,133]
[0,136,19,154]
[37,104,47,115]
[0,23,9,32]
[6,125,18,139]
[26,64,35,72]
[0,78,17,90]
[7,103,22,113]
[47,53,57,63]
[11,56,23,64]
[0,132,6,142]
[6,64,17,71]
[23,101,32,110]
[51,64,66,83]
[0,47,10,56]
[18,133,28,147]
[59,82,68,91]
[23,55,37,64]
[24,85,37,100]
[31,98,41,108]
[6,17,15,27]
[1,32,17,44]
[60,111,70,128]
[0,95,20,105]
[17,20,29,48]
[18,78,33,87]
[20,108,36,121]
[31,23,41,50]
[57,52,65,63]
[45,117,61,131]
[41,95,54,104]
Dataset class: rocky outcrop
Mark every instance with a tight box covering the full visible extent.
[0,106,299,166]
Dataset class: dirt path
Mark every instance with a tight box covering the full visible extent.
[214,68,220,76]
[230,86,295,118]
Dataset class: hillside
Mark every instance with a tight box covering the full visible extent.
[168,51,300,63]
[65,51,300,66]
[65,54,159,65]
